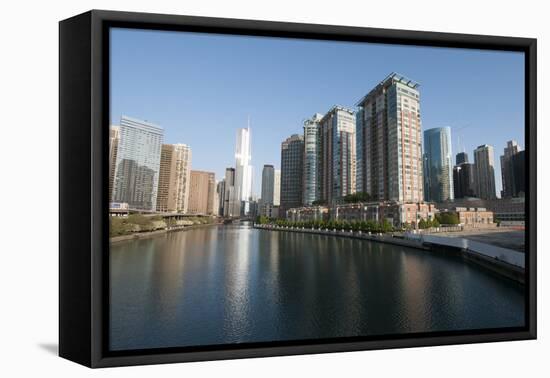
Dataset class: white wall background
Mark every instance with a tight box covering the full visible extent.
[0,0,547,376]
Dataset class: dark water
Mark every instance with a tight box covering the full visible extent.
[110,223,525,351]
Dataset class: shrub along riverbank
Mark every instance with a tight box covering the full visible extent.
[256,217,396,233]
[110,214,216,237]
[256,211,459,233]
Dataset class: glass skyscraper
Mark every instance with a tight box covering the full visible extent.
[233,126,253,216]
[456,151,469,165]
[453,162,476,199]
[318,106,356,204]
[423,127,454,202]
[474,144,497,200]
[112,116,163,211]
[500,140,522,198]
[302,113,323,206]
[260,164,275,205]
[280,134,304,216]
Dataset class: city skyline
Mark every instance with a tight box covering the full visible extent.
[110,28,524,197]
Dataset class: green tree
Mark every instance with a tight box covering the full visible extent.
[256,215,269,224]
[366,220,378,232]
[342,192,371,203]
[380,219,393,233]
[418,218,427,229]
[312,200,327,206]
[436,212,460,225]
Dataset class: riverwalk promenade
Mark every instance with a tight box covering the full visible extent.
[254,223,525,284]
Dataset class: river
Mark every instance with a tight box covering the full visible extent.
[110,223,525,351]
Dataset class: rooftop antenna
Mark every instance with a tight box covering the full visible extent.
[454,125,471,155]
[457,134,465,154]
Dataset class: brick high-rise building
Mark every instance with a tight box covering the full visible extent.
[155,144,192,213]
[356,73,423,203]
[187,170,216,215]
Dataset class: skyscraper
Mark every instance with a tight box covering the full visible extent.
[453,163,476,199]
[456,152,469,165]
[156,144,192,213]
[318,106,356,204]
[512,150,526,197]
[112,116,163,211]
[474,144,497,200]
[216,179,226,216]
[108,125,120,202]
[280,134,304,215]
[187,170,216,215]
[423,127,454,202]
[223,167,240,217]
[500,140,522,198]
[273,169,281,206]
[260,164,275,205]
[302,113,323,205]
[233,126,253,216]
[356,73,423,203]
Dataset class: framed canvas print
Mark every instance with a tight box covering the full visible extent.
[59,10,537,368]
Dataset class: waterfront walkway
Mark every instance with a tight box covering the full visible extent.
[254,224,525,283]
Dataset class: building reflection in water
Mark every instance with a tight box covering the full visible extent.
[110,223,525,351]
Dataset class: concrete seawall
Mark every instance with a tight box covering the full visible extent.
[110,222,220,244]
[254,224,525,284]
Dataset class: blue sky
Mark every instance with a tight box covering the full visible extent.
[110,28,525,197]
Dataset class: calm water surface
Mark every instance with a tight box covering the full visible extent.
[110,223,525,351]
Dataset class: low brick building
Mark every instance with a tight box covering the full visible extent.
[398,202,438,226]
[436,197,524,225]
[287,206,330,222]
[449,207,494,227]
[287,201,438,228]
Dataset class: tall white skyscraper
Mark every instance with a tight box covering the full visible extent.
[232,124,254,215]
[273,169,281,206]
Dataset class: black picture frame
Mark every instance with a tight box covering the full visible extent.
[59,9,537,368]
